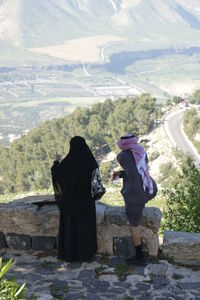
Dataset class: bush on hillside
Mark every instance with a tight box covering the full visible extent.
[158,162,177,184]
[149,150,160,161]
[189,89,200,105]
[172,96,182,105]
[183,108,200,154]
[162,157,200,233]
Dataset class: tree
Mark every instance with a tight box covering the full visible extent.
[87,115,106,149]
[15,170,31,192]
[172,96,182,105]
[183,108,200,154]
[162,157,200,233]
[190,89,200,105]
[165,99,172,107]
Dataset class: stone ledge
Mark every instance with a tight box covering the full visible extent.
[0,195,162,256]
[32,236,56,252]
[6,233,31,250]
[0,232,7,249]
[163,230,200,264]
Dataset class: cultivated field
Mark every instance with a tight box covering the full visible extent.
[31,35,126,63]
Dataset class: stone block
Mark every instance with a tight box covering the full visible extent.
[0,232,7,249]
[178,282,200,290]
[140,207,162,233]
[0,195,59,236]
[97,224,113,254]
[6,233,31,250]
[96,203,106,224]
[163,230,200,264]
[138,226,159,257]
[113,236,135,257]
[32,236,56,251]
[105,205,127,225]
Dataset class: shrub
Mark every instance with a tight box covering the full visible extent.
[158,162,177,184]
[0,258,26,300]
[99,161,113,184]
[149,151,160,161]
[162,157,200,233]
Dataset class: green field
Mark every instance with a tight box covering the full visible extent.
[99,183,165,211]
[0,185,166,212]
[0,95,107,145]
[4,96,105,108]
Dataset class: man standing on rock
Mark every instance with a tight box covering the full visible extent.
[112,134,157,265]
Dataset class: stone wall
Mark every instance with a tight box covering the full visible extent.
[0,195,162,257]
[163,230,200,265]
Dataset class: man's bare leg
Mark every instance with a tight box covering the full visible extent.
[130,225,141,246]
[126,225,145,265]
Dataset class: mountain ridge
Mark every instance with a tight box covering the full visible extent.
[1,0,200,52]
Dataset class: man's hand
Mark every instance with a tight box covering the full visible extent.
[55,151,62,162]
[111,170,121,181]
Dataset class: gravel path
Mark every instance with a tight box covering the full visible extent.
[1,250,200,300]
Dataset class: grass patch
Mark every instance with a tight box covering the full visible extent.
[0,186,166,213]
[191,265,200,271]
[98,252,110,265]
[6,96,105,108]
[100,183,124,207]
[0,189,165,215]
[94,265,107,277]
[172,273,184,280]
[0,190,53,204]
[28,295,38,300]
[159,253,175,264]
[124,295,134,300]
[159,253,200,271]
[50,283,68,300]
[0,194,15,203]
[146,193,166,212]
[100,184,166,212]
[174,263,200,272]
[114,263,132,280]
[41,260,54,268]
[14,253,21,257]
[148,255,160,264]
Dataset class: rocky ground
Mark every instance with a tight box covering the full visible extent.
[1,250,200,300]
[146,125,176,181]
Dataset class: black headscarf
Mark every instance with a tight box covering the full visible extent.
[52,136,98,217]
[63,136,98,176]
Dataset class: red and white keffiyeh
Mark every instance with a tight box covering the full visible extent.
[117,135,153,194]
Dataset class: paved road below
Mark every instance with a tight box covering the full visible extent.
[164,109,200,165]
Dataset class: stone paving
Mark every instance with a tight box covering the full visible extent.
[1,250,200,300]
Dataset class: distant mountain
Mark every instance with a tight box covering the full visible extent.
[111,0,200,29]
[1,0,200,51]
[0,0,120,48]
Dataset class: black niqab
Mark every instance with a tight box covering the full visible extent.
[52,136,98,217]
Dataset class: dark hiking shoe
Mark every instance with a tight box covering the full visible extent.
[126,256,147,266]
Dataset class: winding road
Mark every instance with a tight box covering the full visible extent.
[164,109,200,165]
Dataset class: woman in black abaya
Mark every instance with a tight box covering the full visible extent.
[51,136,98,262]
